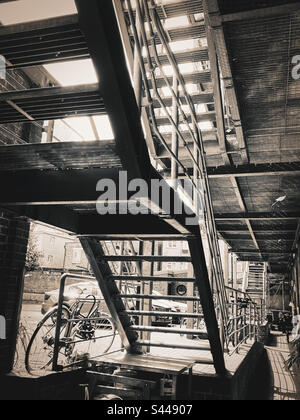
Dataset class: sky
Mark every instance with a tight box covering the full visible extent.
[0,0,77,25]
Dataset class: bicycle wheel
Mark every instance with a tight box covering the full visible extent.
[70,313,117,361]
[25,306,71,375]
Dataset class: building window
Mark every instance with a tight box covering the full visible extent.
[49,236,55,247]
[182,241,189,250]
[168,241,177,248]
[47,255,53,264]
[72,248,82,264]
[167,262,173,271]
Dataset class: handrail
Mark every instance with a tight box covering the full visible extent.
[224,285,266,355]
[124,0,230,349]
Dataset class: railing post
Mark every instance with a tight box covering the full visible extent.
[53,272,96,371]
[244,304,247,344]
[234,291,238,348]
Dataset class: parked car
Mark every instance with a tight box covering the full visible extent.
[41,281,187,326]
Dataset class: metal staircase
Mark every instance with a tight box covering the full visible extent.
[244,262,267,303]
[80,236,225,375]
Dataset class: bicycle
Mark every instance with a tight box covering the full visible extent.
[25,295,116,376]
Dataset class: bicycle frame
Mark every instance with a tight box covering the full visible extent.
[52,273,96,371]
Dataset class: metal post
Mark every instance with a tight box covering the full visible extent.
[46,120,55,143]
[234,291,238,347]
[141,241,154,352]
[233,255,237,291]
[53,273,95,371]
[187,264,195,339]
[224,243,229,286]
[171,77,179,186]
[133,0,143,108]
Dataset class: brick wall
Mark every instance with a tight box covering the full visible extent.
[0,68,43,145]
[0,66,45,373]
[0,211,30,374]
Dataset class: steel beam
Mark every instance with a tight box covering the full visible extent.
[215,213,300,221]
[188,237,227,376]
[221,3,300,22]
[204,10,230,166]
[203,0,248,164]
[208,163,300,178]
[0,84,100,102]
[76,0,152,181]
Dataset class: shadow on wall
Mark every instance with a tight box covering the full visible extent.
[231,342,273,400]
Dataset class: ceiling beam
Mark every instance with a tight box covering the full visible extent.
[229,176,262,257]
[0,84,100,102]
[204,10,230,166]
[0,14,78,36]
[221,3,300,23]
[203,0,248,165]
[215,213,300,221]
[232,250,292,255]
[208,163,300,178]
[218,229,297,234]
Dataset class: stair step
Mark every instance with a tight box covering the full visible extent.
[136,341,211,353]
[114,276,196,283]
[119,294,201,302]
[130,325,208,338]
[126,310,203,318]
[100,255,192,263]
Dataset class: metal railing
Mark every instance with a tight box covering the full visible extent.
[225,286,266,356]
[122,0,230,349]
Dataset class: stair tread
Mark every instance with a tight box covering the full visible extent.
[130,325,208,336]
[119,294,201,301]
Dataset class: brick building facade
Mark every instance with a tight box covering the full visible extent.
[0,66,50,373]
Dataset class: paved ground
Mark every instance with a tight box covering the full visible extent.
[266,332,300,400]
